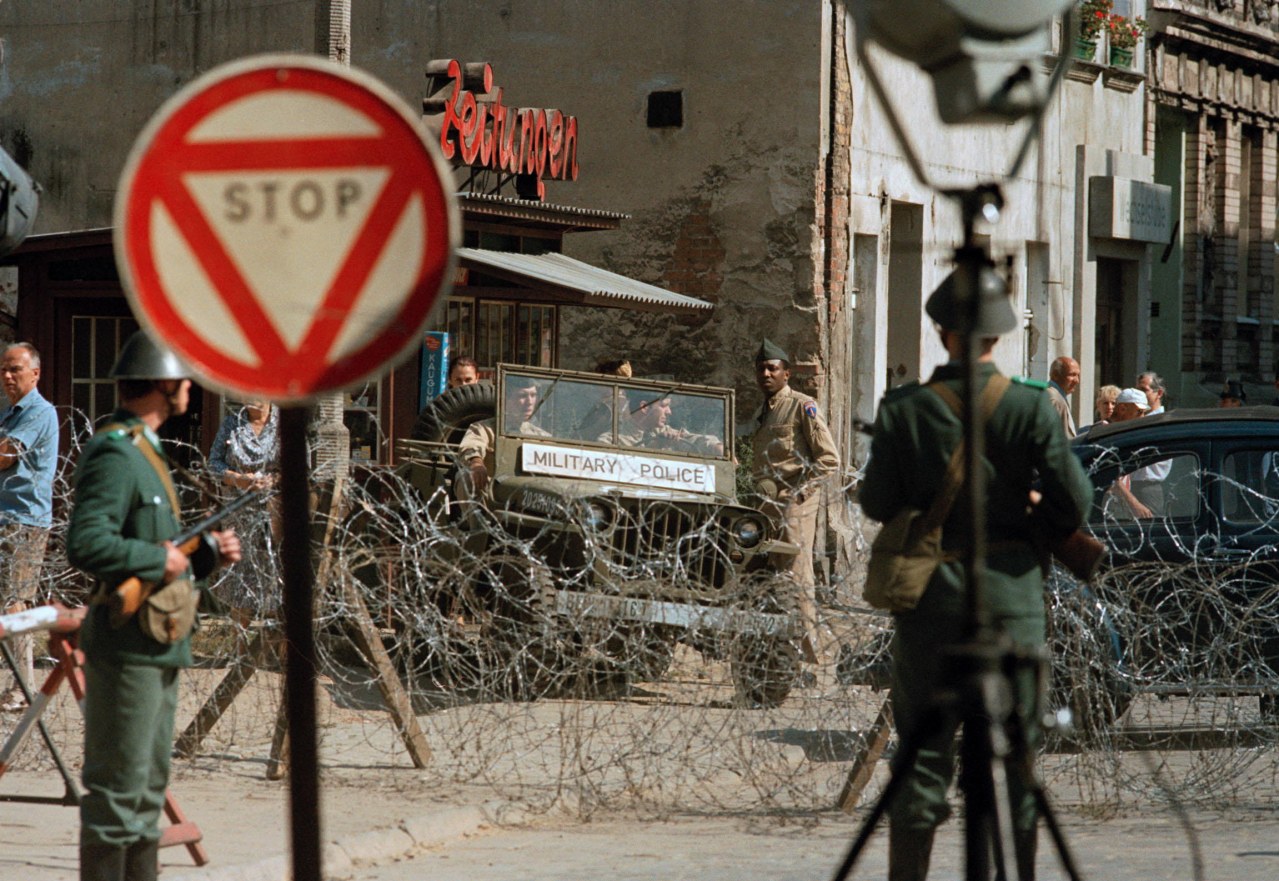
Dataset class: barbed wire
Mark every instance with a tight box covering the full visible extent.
[3,410,1279,823]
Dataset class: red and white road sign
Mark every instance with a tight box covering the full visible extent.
[114,55,458,400]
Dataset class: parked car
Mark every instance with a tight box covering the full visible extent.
[1054,406,1279,731]
[365,364,804,705]
[837,407,1279,735]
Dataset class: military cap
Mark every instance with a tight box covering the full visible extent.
[925,266,1018,336]
[1221,380,1247,403]
[110,330,187,380]
[754,338,790,364]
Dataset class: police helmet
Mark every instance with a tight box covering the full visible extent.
[925,266,1018,336]
[110,331,187,380]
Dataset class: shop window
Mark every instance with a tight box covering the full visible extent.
[647,90,683,129]
[476,301,514,368]
[446,298,475,365]
[516,305,555,367]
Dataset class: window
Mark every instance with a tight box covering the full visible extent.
[71,315,138,435]
[1091,452,1201,524]
[647,91,683,129]
[1222,450,1279,524]
[343,381,382,463]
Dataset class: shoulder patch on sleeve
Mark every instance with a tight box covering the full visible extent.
[1011,376,1049,391]
[803,401,819,419]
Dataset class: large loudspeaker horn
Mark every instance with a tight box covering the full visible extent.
[850,0,1074,124]
[0,147,39,257]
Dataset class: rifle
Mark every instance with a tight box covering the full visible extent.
[110,488,264,620]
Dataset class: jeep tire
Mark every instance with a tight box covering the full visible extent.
[411,382,496,444]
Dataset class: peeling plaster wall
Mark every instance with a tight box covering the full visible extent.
[359,1,828,403]
[0,2,313,233]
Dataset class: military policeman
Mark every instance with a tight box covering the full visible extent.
[68,331,241,881]
[858,271,1093,881]
[748,339,839,666]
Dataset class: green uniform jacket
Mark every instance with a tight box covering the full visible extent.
[68,411,194,668]
[859,363,1093,620]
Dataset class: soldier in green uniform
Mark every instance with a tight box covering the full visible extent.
[858,272,1092,881]
[748,339,840,666]
[69,332,241,881]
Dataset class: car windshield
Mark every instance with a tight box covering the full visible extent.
[499,370,729,460]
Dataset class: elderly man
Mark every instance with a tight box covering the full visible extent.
[859,271,1093,881]
[0,342,59,713]
[1130,372,1169,514]
[1107,387,1154,518]
[459,375,550,494]
[748,338,839,667]
[1047,355,1080,437]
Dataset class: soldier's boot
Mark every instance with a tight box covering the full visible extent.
[888,825,935,881]
[79,843,126,881]
[123,839,159,881]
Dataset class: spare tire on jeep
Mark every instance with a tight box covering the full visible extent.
[411,382,496,444]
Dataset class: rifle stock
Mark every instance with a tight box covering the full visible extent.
[107,489,263,621]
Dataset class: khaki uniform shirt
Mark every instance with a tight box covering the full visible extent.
[459,417,551,475]
[610,423,723,457]
[749,384,839,498]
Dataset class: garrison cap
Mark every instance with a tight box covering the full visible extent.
[110,330,187,380]
[754,338,790,364]
[925,266,1018,336]
[1221,379,1247,402]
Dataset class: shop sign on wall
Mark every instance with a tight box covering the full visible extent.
[1089,176,1172,244]
[423,59,579,200]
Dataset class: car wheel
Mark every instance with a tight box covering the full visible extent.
[732,636,801,708]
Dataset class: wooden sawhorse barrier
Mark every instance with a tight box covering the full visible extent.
[837,694,895,812]
[0,607,209,867]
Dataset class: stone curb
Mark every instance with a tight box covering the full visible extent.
[166,803,504,881]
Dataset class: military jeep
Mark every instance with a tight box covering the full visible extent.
[389,364,802,705]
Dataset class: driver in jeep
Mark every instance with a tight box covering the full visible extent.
[459,378,550,494]
[607,391,724,457]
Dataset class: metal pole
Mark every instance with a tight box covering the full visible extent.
[280,404,320,881]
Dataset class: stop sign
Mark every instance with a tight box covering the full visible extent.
[114,55,458,401]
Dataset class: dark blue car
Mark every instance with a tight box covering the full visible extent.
[1053,406,1279,731]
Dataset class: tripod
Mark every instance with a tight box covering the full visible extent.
[832,186,1084,881]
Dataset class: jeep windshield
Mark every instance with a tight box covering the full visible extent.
[497,368,730,461]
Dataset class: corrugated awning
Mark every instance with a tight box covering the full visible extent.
[458,247,713,314]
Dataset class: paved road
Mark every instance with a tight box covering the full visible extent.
[349,811,1279,881]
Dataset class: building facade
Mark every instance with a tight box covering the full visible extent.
[0,2,1178,473]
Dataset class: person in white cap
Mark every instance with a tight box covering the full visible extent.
[1108,388,1154,518]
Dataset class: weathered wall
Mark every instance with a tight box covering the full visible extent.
[0,0,826,410]
[0,2,314,233]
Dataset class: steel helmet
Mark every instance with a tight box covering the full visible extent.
[110,331,187,380]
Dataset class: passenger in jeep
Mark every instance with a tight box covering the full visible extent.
[606,391,724,456]
[459,377,550,493]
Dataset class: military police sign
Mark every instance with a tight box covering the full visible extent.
[114,55,458,400]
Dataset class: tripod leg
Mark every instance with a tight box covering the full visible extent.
[830,704,948,881]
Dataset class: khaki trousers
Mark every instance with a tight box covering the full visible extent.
[0,522,50,690]
[767,491,820,662]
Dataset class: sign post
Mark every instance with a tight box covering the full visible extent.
[114,55,457,881]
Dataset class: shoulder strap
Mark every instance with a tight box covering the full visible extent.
[97,422,182,521]
[918,374,1012,533]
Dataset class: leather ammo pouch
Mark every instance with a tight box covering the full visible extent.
[862,375,1010,613]
[136,579,199,645]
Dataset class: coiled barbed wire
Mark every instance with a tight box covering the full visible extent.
[4,409,1279,820]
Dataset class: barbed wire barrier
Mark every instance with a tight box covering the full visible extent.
[4,413,1279,821]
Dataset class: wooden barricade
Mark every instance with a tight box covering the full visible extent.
[0,611,209,866]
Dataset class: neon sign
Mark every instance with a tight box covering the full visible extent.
[425,59,579,200]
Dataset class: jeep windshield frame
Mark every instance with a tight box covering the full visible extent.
[495,365,733,461]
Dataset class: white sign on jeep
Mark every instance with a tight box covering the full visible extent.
[521,442,717,494]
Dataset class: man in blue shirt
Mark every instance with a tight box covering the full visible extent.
[0,342,59,712]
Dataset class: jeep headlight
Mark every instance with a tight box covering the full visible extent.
[732,515,765,549]
[584,501,613,531]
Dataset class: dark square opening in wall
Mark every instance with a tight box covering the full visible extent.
[647,90,683,128]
